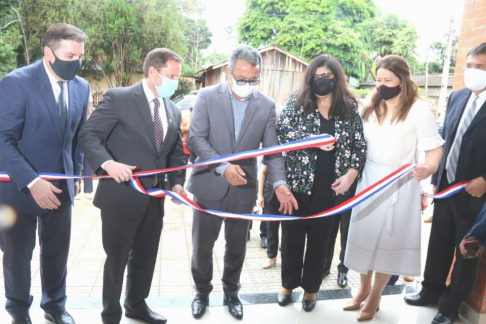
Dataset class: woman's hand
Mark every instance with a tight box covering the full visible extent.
[421,195,428,211]
[413,163,433,181]
[257,194,264,208]
[459,238,483,259]
[310,134,334,151]
[332,169,358,195]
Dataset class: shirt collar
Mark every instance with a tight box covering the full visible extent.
[474,89,486,101]
[42,58,63,86]
[142,78,158,104]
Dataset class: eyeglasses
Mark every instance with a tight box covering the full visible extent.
[314,72,334,79]
[231,72,260,86]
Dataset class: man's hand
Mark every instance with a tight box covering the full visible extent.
[466,176,486,198]
[74,181,80,198]
[421,195,428,211]
[223,164,247,186]
[30,179,62,210]
[257,194,264,208]
[459,238,483,259]
[413,163,433,181]
[275,184,298,215]
[104,161,136,183]
[171,184,186,205]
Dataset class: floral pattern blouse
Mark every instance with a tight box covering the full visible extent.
[277,93,367,195]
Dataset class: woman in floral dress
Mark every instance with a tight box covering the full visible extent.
[276,55,366,312]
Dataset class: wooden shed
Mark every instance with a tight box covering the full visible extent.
[198,44,308,112]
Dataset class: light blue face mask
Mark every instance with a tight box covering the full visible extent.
[153,71,178,98]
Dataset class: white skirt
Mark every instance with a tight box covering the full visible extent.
[344,160,422,277]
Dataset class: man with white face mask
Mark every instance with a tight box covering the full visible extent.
[405,42,486,324]
[186,45,297,320]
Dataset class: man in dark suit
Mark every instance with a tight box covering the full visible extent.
[187,45,297,320]
[405,42,486,324]
[79,48,186,324]
[0,23,90,324]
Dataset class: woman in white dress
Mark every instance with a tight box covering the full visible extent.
[343,55,444,321]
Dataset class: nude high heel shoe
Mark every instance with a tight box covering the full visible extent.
[357,298,380,321]
[262,258,277,269]
[343,291,370,311]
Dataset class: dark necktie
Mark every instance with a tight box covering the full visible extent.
[57,81,68,137]
[153,98,164,186]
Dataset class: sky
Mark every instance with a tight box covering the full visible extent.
[199,0,465,61]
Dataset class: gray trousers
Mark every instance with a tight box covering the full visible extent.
[191,195,252,297]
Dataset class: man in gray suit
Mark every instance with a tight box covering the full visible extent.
[187,45,297,320]
[79,48,186,324]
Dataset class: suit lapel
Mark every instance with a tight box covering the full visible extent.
[235,91,258,147]
[35,60,63,143]
[466,99,486,134]
[448,91,470,144]
[134,82,157,152]
[221,84,236,147]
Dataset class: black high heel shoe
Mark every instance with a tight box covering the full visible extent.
[302,293,317,312]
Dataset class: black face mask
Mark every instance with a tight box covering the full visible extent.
[311,78,335,96]
[49,50,81,81]
[377,84,401,100]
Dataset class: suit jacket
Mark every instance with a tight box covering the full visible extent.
[186,82,285,204]
[0,60,89,215]
[79,81,185,218]
[432,88,486,217]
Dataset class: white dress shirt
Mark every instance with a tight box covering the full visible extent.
[446,90,486,170]
[27,60,70,189]
[101,80,168,170]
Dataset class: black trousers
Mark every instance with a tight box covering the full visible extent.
[323,185,356,274]
[100,197,163,324]
[0,181,71,320]
[281,192,334,293]
[191,195,252,297]
[263,194,281,259]
[422,175,483,317]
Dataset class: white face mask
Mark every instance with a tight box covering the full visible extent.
[231,81,256,98]
[464,68,486,91]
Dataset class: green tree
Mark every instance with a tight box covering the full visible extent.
[0,31,17,77]
[429,33,458,73]
[358,13,419,80]
[184,18,212,75]
[238,0,377,80]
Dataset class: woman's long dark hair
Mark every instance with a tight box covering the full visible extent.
[295,55,357,119]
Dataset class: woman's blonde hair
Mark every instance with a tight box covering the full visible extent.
[362,55,419,123]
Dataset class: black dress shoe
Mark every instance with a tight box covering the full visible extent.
[337,272,348,288]
[12,316,32,324]
[191,294,209,319]
[260,237,268,248]
[302,299,317,312]
[277,293,292,306]
[223,294,243,320]
[404,289,439,306]
[125,308,167,324]
[44,310,75,324]
[432,312,457,324]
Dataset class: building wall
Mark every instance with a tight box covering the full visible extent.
[453,0,486,90]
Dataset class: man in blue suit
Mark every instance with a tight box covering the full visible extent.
[0,23,90,324]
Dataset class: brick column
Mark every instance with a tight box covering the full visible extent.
[453,0,486,90]
[455,1,486,323]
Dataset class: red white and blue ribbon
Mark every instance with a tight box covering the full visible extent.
[0,134,336,182]
[0,133,472,221]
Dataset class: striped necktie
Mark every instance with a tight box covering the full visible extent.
[446,94,479,183]
[153,98,164,186]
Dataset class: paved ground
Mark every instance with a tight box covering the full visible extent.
[0,178,435,302]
